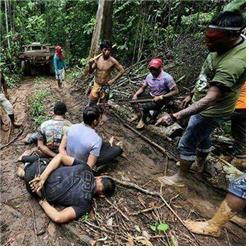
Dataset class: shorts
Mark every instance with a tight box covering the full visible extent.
[55,69,65,81]
[90,82,110,100]
[178,114,227,161]
[0,93,13,115]
[228,174,246,199]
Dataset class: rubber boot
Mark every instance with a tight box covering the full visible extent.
[8,114,22,128]
[158,159,193,187]
[196,152,209,174]
[136,118,145,129]
[184,200,236,237]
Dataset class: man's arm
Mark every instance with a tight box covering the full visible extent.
[156,85,222,125]
[88,60,97,74]
[39,200,76,223]
[87,154,98,169]
[30,154,75,193]
[108,58,125,85]
[59,134,68,155]
[174,85,222,120]
[1,72,9,98]
[154,85,179,101]
[132,85,147,100]
[37,139,57,158]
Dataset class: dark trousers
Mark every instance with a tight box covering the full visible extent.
[96,142,123,166]
[231,109,246,155]
[135,93,170,123]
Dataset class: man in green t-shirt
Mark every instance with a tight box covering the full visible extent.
[156,11,246,187]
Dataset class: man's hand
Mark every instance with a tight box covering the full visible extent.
[153,96,163,102]
[132,95,138,100]
[5,93,10,100]
[107,79,115,86]
[155,113,174,126]
[29,176,45,193]
[181,95,192,108]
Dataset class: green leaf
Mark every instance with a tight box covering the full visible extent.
[149,224,157,232]
[157,223,169,232]
[223,0,245,11]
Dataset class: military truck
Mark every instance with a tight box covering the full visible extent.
[19,42,54,75]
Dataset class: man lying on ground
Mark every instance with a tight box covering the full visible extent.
[131,58,178,129]
[17,153,115,223]
[185,174,246,237]
[59,105,122,171]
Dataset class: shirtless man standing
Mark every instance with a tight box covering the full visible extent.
[88,41,125,106]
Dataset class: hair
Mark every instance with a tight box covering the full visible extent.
[54,101,67,115]
[83,105,102,126]
[101,177,116,197]
[100,40,112,50]
[210,11,245,37]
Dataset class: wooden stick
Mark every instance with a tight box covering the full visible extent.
[106,176,200,245]
[110,109,176,160]
[130,204,165,216]
[105,198,130,221]
[0,127,24,150]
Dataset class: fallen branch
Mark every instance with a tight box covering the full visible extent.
[0,127,24,150]
[109,109,176,160]
[105,198,130,221]
[130,204,165,216]
[107,176,200,245]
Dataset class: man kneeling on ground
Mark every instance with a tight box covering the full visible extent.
[17,154,116,223]
[59,105,122,171]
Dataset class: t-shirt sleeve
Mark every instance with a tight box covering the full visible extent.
[165,74,176,90]
[142,75,150,86]
[211,59,246,89]
[72,205,89,219]
[37,125,44,141]
[90,137,102,157]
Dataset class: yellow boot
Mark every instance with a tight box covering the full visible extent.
[184,200,236,237]
[136,119,145,129]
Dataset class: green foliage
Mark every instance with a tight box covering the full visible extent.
[80,213,90,222]
[28,89,49,126]
[150,222,169,233]
[223,0,246,11]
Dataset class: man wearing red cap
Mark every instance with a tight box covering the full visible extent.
[156,11,246,187]
[132,58,179,129]
[54,46,65,88]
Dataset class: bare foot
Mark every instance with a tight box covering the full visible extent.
[136,119,145,129]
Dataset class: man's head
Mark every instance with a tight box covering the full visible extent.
[95,176,116,197]
[83,105,103,127]
[100,41,112,59]
[54,101,67,116]
[148,58,163,78]
[205,11,245,53]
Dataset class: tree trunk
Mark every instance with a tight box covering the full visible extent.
[102,0,113,42]
[88,0,106,58]
[4,0,10,49]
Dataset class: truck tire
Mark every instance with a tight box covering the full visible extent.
[21,60,31,76]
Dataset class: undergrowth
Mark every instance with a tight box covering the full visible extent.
[28,89,50,126]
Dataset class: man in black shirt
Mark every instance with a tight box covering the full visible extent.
[19,154,116,223]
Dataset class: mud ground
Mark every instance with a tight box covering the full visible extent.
[0,76,246,246]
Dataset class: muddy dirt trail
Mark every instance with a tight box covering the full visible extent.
[0,76,246,246]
